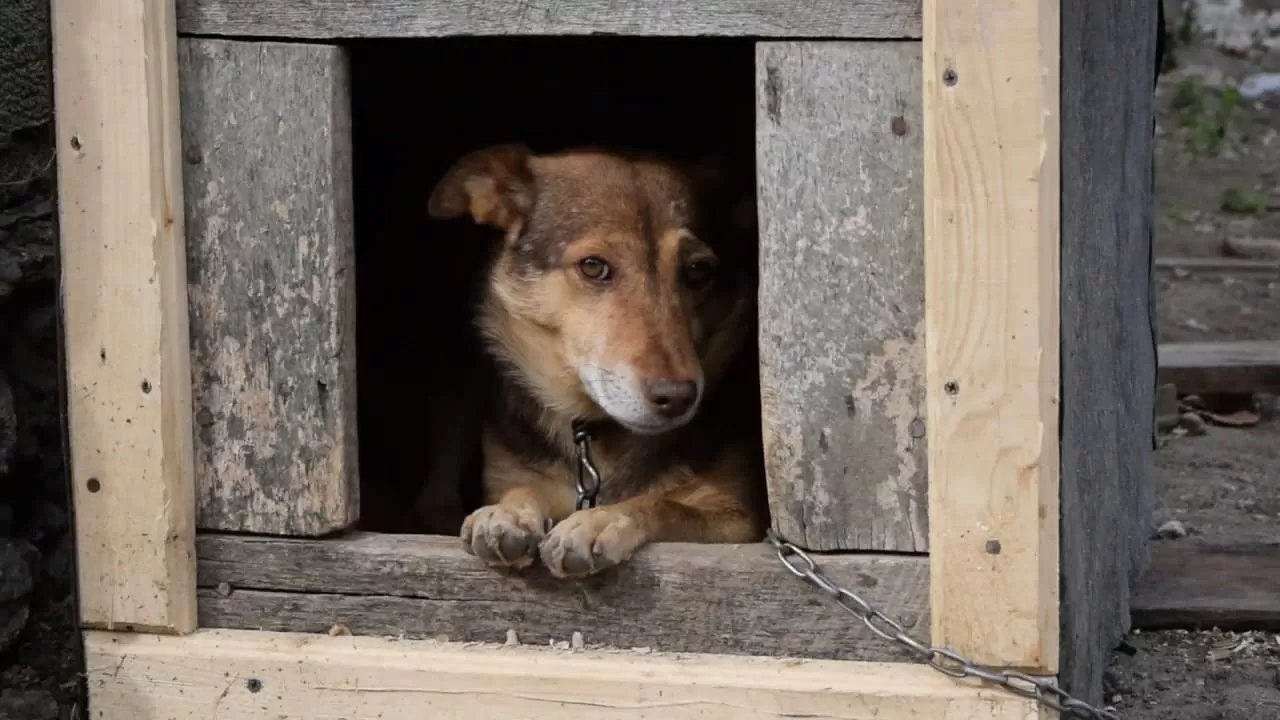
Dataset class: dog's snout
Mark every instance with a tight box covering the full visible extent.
[644,380,698,418]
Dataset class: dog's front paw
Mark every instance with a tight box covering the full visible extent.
[460,504,549,570]
[539,507,647,579]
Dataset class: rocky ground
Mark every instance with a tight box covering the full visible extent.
[1,2,1279,719]
[1101,2,1280,719]
[0,1,82,718]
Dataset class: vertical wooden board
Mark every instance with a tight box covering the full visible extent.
[1059,0,1159,704]
[923,0,1061,670]
[756,42,927,553]
[179,38,358,536]
[51,0,198,632]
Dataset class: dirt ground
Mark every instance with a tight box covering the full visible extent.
[1101,2,1280,719]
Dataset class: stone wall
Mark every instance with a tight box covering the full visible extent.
[0,1,78,717]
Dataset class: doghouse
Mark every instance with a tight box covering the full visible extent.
[50,0,1158,717]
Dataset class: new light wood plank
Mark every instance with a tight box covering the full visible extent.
[756,42,927,553]
[83,628,1044,720]
[196,533,930,662]
[51,0,198,633]
[1131,542,1280,631]
[179,38,359,536]
[174,0,922,39]
[1158,341,1280,395]
[923,0,1060,670]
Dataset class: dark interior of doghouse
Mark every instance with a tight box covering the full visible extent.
[350,37,759,534]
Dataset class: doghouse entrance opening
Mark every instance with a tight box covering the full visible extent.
[349,37,759,535]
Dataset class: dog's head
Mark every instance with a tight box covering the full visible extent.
[428,144,755,435]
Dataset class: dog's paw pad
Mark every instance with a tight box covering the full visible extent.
[539,508,645,579]
[460,504,547,569]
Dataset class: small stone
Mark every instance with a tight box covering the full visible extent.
[571,631,584,650]
[327,623,351,636]
[504,628,519,646]
[1179,412,1208,436]
[1157,520,1190,540]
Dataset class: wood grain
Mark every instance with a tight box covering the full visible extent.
[178,38,359,536]
[1158,341,1280,395]
[1131,542,1280,631]
[83,629,1044,720]
[756,42,927,553]
[922,0,1060,670]
[197,533,931,662]
[1058,0,1160,703]
[50,0,198,633]
[174,0,922,39]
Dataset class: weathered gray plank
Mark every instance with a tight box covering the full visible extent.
[175,0,922,39]
[1158,341,1280,395]
[1059,0,1160,705]
[179,38,358,536]
[1131,542,1280,631]
[756,42,926,553]
[197,533,930,662]
[1153,257,1280,275]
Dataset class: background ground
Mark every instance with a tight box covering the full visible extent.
[1103,2,1280,718]
[1,1,1278,719]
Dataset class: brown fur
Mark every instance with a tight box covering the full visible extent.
[427,144,767,578]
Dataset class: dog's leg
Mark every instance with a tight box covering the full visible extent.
[460,439,575,570]
[539,450,761,578]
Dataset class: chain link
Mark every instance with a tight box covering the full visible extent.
[765,529,1122,720]
[571,420,602,510]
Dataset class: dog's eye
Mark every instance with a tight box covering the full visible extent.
[683,260,717,290]
[577,256,612,283]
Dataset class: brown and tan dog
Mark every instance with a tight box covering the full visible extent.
[427,144,767,578]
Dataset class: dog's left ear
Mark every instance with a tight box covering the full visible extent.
[428,143,535,233]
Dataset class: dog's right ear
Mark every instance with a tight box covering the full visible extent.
[427,144,535,233]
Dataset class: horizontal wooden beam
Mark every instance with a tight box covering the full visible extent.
[197,532,930,662]
[1158,341,1280,395]
[174,0,922,39]
[1154,257,1280,275]
[84,629,1045,720]
[1131,542,1280,631]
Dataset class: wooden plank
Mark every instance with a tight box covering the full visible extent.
[922,0,1060,670]
[1131,542,1280,631]
[1154,257,1280,275]
[1158,341,1280,395]
[197,533,930,663]
[1059,0,1161,705]
[50,0,198,633]
[83,628,1044,720]
[174,0,923,40]
[178,38,358,536]
[756,42,927,554]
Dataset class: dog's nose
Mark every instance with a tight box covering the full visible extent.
[644,380,698,418]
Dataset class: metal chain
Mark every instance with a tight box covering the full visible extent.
[571,420,602,510]
[568,422,1118,718]
[765,530,1122,720]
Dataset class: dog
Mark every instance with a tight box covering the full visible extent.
[426,144,768,579]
